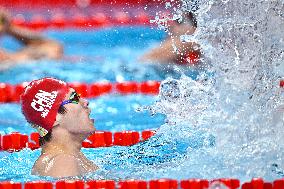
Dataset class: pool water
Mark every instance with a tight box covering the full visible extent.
[0,26,201,182]
[0,27,199,84]
[1,0,283,182]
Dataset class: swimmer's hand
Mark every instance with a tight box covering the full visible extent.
[0,8,11,34]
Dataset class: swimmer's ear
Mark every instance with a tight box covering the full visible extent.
[58,105,67,114]
[54,113,64,126]
[31,124,48,137]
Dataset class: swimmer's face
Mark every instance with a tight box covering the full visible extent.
[57,88,96,136]
[172,23,195,36]
[168,13,196,37]
[169,21,196,37]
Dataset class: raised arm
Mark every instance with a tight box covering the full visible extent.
[139,13,198,65]
[7,25,63,60]
[139,39,178,63]
[140,37,199,64]
[7,24,47,45]
[0,8,63,62]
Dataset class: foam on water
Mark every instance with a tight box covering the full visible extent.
[143,0,284,181]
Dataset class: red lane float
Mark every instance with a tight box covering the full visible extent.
[56,181,84,189]
[112,12,131,25]
[50,13,66,28]
[0,182,21,189]
[135,12,150,25]
[149,179,178,189]
[1,132,28,152]
[25,181,53,189]
[13,82,29,102]
[2,79,281,104]
[116,82,139,94]
[89,82,113,98]
[0,130,156,152]
[142,130,156,141]
[11,11,152,30]
[273,179,284,189]
[113,131,140,146]
[241,179,274,189]
[0,83,13,103]
[27,132,40,150]
[250,178,264,189]
[280,80,284,88]
[1,132,38,152]
[0,81,160,103]
[119,180,147,189]
[2,79,282,104]
[180,179,209,189]
[0,178,282,189]
[82,131,112,148]
[27,15,50,29]
[86,180,115,189]
[90,13,109,27]
[69,82,88,97]
[0,0,160,7]
[140,81,160,95]
[210,179,240,189]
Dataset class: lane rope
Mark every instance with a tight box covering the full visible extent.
[1,79,283,104]
[1,0,161,7]
[12,12,153,30]
[0,130,156,152]
[2,178,283,189]
[0,81,161,103]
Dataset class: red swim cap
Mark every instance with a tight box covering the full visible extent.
[21,77,69,136]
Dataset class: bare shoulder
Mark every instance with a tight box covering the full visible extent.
[52,154,80,165]
[47,154,81,178]
[33,154,81,178]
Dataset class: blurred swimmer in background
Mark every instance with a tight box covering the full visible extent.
[0,8,63,67]
[139,11,200,66]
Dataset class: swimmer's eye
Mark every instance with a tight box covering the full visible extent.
[69,91,80,103]
[60,91,81,107]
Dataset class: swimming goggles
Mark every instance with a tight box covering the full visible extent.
[60,91,80,106]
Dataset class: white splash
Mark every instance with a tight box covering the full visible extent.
[147,0,284,180]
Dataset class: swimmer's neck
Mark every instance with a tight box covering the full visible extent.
[42,131,85,156]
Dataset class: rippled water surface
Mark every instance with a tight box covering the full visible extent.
[0,0,284,182]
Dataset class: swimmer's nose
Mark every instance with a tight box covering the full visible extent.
[80,98,89,107]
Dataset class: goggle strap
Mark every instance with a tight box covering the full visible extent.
[60,91,80,107]
[61,100,72,106]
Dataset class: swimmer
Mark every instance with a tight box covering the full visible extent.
[139,12,200,66]
[0,8,63,65]
[21,77,98,178]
